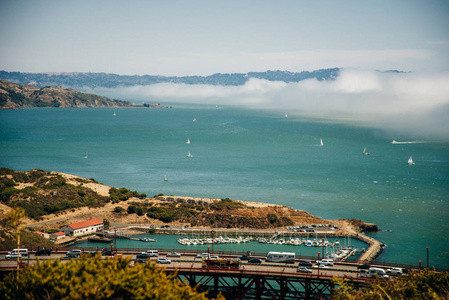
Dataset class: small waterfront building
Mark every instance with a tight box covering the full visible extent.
[61,218,104,237]
[50,231,66,240]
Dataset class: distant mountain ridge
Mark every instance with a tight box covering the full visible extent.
[0,68,340,89]
[0,79,133,109]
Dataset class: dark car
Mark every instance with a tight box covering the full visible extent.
[298,261,313,267]
[63,253,80,259]
[35,249,52,256]
[248,258,262,264]
[239,255,251,261]
[357,264,371,270]
[134,259,147,264]
[136,253,150,259]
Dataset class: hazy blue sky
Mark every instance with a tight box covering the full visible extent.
[1,0,448,75]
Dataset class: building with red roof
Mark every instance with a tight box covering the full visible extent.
[61,218,104,237]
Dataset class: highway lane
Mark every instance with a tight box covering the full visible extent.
[0,250,370,280]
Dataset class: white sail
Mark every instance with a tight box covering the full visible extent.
[363,147,370,155]
[408,156,415,165]
[320,138,324,146]
[187,152,193,158]
[164,175,168,181]
[186,138,190,144]
[84,152,88,159]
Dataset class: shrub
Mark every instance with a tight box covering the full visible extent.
[114,206,125,213]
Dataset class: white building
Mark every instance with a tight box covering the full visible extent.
[61,218,104,237]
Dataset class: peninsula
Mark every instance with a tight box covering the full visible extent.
[0,168,382,262]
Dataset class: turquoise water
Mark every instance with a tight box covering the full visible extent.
[70,234,367,262]
[1,106,448,268]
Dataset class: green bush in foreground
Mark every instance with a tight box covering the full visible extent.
[0,255,221,300]
[332,269,449,300]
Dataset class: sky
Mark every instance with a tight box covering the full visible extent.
[1,0,448,76]
[1,0,449,138]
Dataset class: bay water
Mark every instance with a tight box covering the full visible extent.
[0,106,448,268]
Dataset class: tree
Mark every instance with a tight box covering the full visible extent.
[7,207,26,270]
[0,255,222,300]
[103,218,110,230]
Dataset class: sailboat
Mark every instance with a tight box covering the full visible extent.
[192,118,196,122]
[113,112,116,116]
[84,152,88,159]
[408,156,415,165]
[164,175,168,182]
[187,152,193,158]
[363,147,370,155]
[285,114,288,118]
[186,138,190,144]
[320,138,324,146]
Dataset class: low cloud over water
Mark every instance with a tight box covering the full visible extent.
[89,69,449,139]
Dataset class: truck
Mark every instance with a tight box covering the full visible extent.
[265,251,295,264]
[202,258,240,270]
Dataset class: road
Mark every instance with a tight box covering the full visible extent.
[0,249,387,281]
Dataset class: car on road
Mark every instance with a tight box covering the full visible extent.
[248,258,262,264]
[35,249,52,256]
[298,261,313,267]
[357,264,371,270]
[196,253,210,259]
[66,249,82,257]
[102,250,115,257]
[312,264,329,269]
[63,253,80,259]
[134,259,147,264]
[386,267,403,275]
[239,255,251,261]
[297,266,313,273]
[5,253,22,260]
[146,250,159,257]
[315,259,334,266]
[136,252,151,259]
[157,257,171,264]
[167,252,181,257]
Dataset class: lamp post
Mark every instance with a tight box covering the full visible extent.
[426,247,429,268]
[114,229,117,252]
[211,231,215,255]
[207,246,210,269]
[419,260,422,269]
[110,243,113,258]
[322,238,325,259]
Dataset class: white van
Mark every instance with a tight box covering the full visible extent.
[6,248,28,258]
[146,250,158,257]
[265,252,295,264]
[368,267,389,279]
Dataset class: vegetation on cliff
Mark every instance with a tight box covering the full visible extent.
[0,79,133,109]
[0,255,219,300]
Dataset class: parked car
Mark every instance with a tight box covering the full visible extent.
[136,252,151,259]
[35,249,52,256]
[248,258,262,264]
[166,252,181,257]
[297,266,313,273]
[298,261,313,267]
[386,267,403,275]
[157,257,171,264]
[239,255,251,261]
[357,263,371,270]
